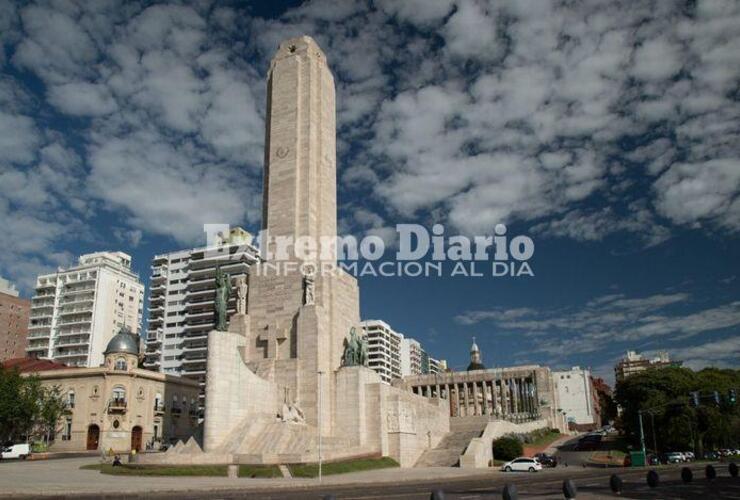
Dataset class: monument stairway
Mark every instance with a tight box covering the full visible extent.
[414,418,489,467]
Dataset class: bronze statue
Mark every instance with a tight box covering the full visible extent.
[342,327,368,367]
[214,265,232,331]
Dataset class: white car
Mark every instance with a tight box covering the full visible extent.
[0,443,30,460]
[501,457,542,472]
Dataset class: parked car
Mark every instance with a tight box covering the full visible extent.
[534,453,557,467]
[704,450,720,460]
[501,457,543,472]
[662,452,684,464]
[647,453,661,465]
[0,443,30,460]
[682,451,694,461]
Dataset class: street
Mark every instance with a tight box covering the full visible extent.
[0,456,737,500]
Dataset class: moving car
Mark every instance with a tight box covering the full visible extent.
[0,443,30,460]
[533,453,557,467]
[501,457,543,472]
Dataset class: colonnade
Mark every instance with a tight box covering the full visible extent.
[409,373,540,422]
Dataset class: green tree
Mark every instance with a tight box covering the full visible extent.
[37,385,67,444]
[615,366,740,454]
[492,436,523,461]
[0,367,42,443]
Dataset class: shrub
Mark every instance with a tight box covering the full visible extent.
[492,436,523,461]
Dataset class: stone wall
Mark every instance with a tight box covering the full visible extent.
[203,327,278,452]
[459,418,550,468]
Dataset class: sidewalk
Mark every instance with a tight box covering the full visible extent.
[0,456,498,497]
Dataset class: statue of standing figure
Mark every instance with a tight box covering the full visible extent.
[302,267,315,306]
[235,275,248,315]
[342,326,369,367]
[214,265,232,331]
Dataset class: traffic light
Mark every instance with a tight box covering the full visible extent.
[730,389,737,405]
[690,391,700,407]
[712,391,721,405]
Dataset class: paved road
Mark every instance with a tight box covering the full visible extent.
[1,456,737,499]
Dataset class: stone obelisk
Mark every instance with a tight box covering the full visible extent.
[262,36,337,254]
[246,36,360,436]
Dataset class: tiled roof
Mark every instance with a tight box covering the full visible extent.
[1,357,70,373]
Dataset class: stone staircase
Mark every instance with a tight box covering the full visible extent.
[414,418,488,467]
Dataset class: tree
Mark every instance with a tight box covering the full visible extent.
[492,436,523,461]
[0,367,66,445]
[37,385,67,444]
[615,366,740,454]
[0,367,42,443]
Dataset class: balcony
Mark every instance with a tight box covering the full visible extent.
[171,404,182,416]
[55,337,90,348]
[108,398,127,413]
[57,327,92,336]
[154,402,165,415]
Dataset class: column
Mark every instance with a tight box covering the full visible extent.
[455,384,462,417]
[481,381,489,415]
[436,384,441,399]
[463,382,470,417]
[512,379,519,420]
[472,381,480,415]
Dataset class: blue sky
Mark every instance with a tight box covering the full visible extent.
[0,0,738,381]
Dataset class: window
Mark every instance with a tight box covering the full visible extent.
[115,357,127,371]
[62,418,72,440]
[112,387,126,403]
[67,390,75,408]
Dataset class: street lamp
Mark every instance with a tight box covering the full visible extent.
[318,370,324,482]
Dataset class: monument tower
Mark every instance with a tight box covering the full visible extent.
[194,36,449,466]
[262,36,337,249]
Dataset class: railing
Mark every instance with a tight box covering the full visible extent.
[108,398,127,412]
[171,405,182,415]
[154,402,165,414]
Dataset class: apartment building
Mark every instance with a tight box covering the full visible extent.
[360,319,445,383]
[614,350,678,382]
[143,228,259,410]
[0,277,30,361]
[25,252,144,368]
[360,319,402,384]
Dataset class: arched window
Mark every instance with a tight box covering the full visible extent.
[67,389,75,409]
[112,386,126,405]
[115,357,127,371]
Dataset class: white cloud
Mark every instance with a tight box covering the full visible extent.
[654,159,740,231]
[455,291,740,366]
[47,82,117,116]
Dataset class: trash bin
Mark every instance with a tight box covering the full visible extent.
[630,451,646,467]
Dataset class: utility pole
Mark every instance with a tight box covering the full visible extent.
[318,370,324,482]
[638,410,646,459]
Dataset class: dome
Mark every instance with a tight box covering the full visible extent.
[104,326,140,356]
[470,338,480,353]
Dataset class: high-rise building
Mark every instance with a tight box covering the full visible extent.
[360,319,402,384]
[143,228,259,409]
[0,277,30,361]
[361,319,444,382]
[553,366,599,430]
[25,252,144,368]
[401,337,424,376]
[614,350,677,382]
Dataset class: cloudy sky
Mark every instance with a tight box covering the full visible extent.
[1,0,738,381]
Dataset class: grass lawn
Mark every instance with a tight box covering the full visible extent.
[288,457,399,478]
[238,464,283,478]
[81,463,228,476]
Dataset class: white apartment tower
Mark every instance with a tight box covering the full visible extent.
[26,252,144,368]
[143,228,259,409]
[360,320,402,384]
[361,319,445,383]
